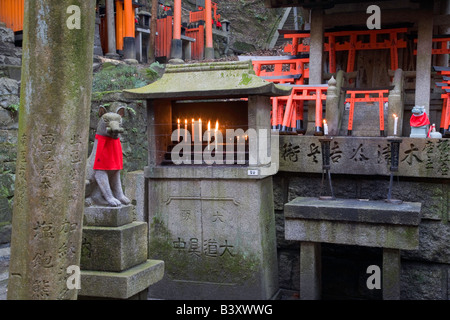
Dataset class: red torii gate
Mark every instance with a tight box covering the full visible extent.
[434,66,450,136]
[283,28,408,73]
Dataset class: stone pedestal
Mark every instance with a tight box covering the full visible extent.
[146,175,279,300]
[79,205,164,300]
[284,197,421,300]
[409,125,428,138]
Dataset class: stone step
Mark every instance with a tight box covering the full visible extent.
[79,259,164,300]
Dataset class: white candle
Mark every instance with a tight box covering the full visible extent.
[323,119,328,135]
[207,121,211,150]
[177,119,180,142]
[393,114,398,136]
[198,119,202,142]
[215,120,219,149]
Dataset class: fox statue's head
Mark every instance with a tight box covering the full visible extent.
[96,106,125,139]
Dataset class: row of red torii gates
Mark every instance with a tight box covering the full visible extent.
[99,0,217,61]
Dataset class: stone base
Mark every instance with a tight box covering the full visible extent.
[147,177,279,300]
[83,204,134,227]
[284,197,421,250]
[81,221,148,272]
[409,125,428,138]
[79,259,164,300]
[284,197,422,300]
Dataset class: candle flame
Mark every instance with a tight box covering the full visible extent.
[208,120,211,130]
[185,119,187,124]
[177,118,180,124]
[393,114,398,118]
[323,119,327,124]
[215,120,219,131]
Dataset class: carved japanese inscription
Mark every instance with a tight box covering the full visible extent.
[279,136,450,178]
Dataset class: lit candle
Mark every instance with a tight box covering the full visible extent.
[185,119,188,139]
[177,118,180,142]
[199,118,202,142]
[323,119,328,135]
[192,119,195,142]
[207,120,211,150]
[393,114,398,136]
[215,120,219,149]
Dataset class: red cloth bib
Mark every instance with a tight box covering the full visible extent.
[410,113,430,127]
[93,134,123,170]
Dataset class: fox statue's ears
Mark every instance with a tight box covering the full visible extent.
[98,106,126,118]
[99,106,107,117]
[116,106,125,117]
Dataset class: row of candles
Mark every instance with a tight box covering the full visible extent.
[176,119,248,149]
[177,118,217,143]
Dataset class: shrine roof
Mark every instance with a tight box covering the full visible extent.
[123,61,292,100]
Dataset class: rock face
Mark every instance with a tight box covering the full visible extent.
[0,26,21,246]
[0,26,21,66]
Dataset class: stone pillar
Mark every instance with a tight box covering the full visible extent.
[299,242,321,300]
[106,0,119,59]
[382,248,400,300]
[307,8,324,135]
[123,0,136,60]
[414,2,433,115]
[94,12,104,56]
[325,70,344,136]
[388,69,404,136]
[8,1,96,300]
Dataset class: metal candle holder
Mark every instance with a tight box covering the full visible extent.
[319,137,335,200]
[385,137,403,204]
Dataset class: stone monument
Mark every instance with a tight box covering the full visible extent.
[8,1,96,300]
[124,61,291,299]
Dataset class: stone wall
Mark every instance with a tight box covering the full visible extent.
[0,25,21,244]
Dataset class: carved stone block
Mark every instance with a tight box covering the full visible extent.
[81,221,148,272]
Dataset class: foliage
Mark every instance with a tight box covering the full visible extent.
[92,64,148,92]
[145,61,165,83]
[5,103,19,115]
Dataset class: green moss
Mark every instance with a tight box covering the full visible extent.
[239,73,252,86]
[91,90,122,102]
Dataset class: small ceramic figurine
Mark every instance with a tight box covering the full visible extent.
[409,106,430,138]
[428,123,443,138]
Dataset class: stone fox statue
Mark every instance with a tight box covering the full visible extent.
[85,106,131,207]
